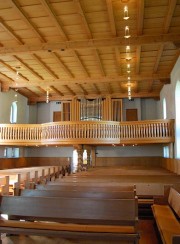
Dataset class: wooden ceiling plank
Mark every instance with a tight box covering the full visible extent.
[32,54,59,79]
[134,81,139,93]
[64,85,76,96]
[93,83,101,95]
[10,0,46,43]
[72,50,89,77]
[136,45,141,74]
[153,44,164,73]
[0,59,28,82]
[0,17,24,45]
[39,0,68,41]
[13,55,44,80]
[94,49,106,76]
[78,84,88,95]
[50,85,64,96]
[73,0,92,39]
[163,0,177,34]
[137,0,144,35]
[0,33,180,55]
[106,83,112,94]
[106,0,116,36]
[147,80,154,93]
[115,47,122,75]
[51,52,74,78]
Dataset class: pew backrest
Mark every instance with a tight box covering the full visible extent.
[0,196,138,226]
[20,189,135,199]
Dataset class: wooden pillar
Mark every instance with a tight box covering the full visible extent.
[91,146,96,167]
[77,148,84,171]
[86,148,91,169]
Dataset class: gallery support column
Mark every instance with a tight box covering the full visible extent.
[76,147,84,172]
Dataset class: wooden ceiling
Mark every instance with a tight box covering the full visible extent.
[0,0,180,104]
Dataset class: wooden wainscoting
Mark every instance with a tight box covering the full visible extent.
[161,158,180,175]
[95,157,162,167]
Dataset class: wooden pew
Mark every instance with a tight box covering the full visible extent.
[20,189,135,199]
[0,196,139,243]
[152,188,180,244]
[36,184,136,192]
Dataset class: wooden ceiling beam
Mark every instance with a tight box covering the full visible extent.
[50,85,64,96]
[0,17,24,45]
[10,0,46,43]
[106,83,113,94]
[51,52,74,78]
[0,72,14,83]
[106,0,116,36]
[27,91,160,103]
[0,60,28,82]
[64,85,76,96]
[13,55,44,80]
[74,0,92,39]
[147,80,154,93]
[137,0,144,35]
[94,49,106,76]
[39,0,68,41]
[72,50,89,77]
[37,86,47,95]
[92,83,101,95]
[153,44,164,73]
[22,87,40,97]
[163,0,177,34]
[77,84,88,95]
[10,73,170,88]
[32,54,59,79]
[0,33,180,55]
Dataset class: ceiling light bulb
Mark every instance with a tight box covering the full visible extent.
[126,45,132,61]
[123,6,129,20]
[124,26,131,38]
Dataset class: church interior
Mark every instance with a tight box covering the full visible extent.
[0,0,180,243]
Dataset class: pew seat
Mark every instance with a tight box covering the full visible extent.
[151,188,180,244]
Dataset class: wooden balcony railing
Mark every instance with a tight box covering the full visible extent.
[0,119,174,146]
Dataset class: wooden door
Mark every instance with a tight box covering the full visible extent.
[126,109,138,121]
[53,111,61,122]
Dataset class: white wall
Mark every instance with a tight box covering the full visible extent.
[141,98,158,120]
[36,101,61,123]
[123,98,141,120]
[25,146,73,157]
[0,89,29,123]
[159,56,180,158]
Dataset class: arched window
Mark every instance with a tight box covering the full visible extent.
[10,101,17,124]
[163,98,167,119]
[175,80,180,158]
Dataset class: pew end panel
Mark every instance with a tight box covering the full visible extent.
[151,188,180,244]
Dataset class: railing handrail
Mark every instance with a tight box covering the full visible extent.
[0,119,175,146]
